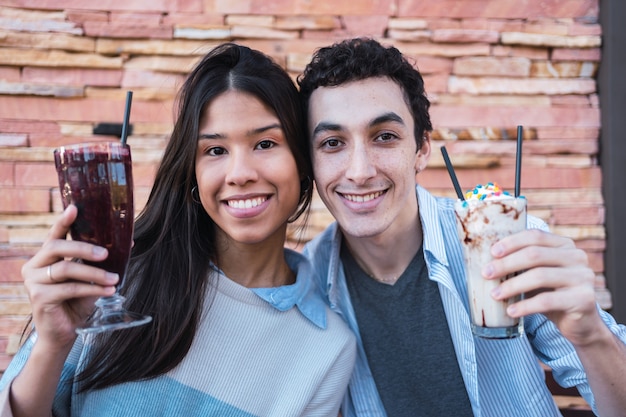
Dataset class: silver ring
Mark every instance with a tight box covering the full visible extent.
[47,264,56,283]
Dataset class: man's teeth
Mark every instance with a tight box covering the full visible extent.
[343,191,383,203]
[228,197,266,209]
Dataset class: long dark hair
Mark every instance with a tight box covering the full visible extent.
[77,43,313,391]
[298,37,433,150]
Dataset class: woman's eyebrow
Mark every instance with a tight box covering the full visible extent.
[198,123,282,140]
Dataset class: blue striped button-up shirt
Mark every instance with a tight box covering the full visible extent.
[303,185,626,417]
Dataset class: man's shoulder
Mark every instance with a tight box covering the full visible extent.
[303,222,338,257]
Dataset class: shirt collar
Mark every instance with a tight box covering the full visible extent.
[210,249,327,329]
[417,184,450,267]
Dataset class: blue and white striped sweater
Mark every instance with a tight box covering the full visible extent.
[0,249,357,417]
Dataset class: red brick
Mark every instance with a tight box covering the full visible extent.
[419,166,602,190]
[431,105,600,128]
[0,317,30,336]
[460,18,523,32]
[341,15,389,37]
[121,69,184,89]
[535,127,598,140]
[0,67,20,82]
[22,67,123,88]
[587,252,603,273]
[449,77,596,95]
[0,96,173,124]
[397,0,598,19]
[0,120,60,135]
[162,12,223,26]
[568,23,602,36]
[209,0,395,15]
[0,258,26,282]
[0,163,14,187]
[422,73,448,94]
[524,140,598,155]
[552,48,601,61]
[432,29,499,43]
[15,163,57,187]
[0,188,50,214]
[453,57,531,77]
[576,239,606,251]
[550,95,591,107]
[132,162,158,187]
[552,206,604,225]
[110,11,163,25]
[4,0,170,11]
[423,18,461,30]
[411,56,453,74]
[83,21,173,39]
[523,20,569,36]
[492,45,549,60]
[170,0,204,13]
[27,133,84,148]
[65,9,109,23]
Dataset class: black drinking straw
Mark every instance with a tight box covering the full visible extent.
[515,125,523,197]
[120,90,133,146]
[440,146,465,200]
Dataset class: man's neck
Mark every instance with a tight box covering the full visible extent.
[341,213,423,285]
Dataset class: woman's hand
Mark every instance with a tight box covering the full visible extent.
[21,205,119,349]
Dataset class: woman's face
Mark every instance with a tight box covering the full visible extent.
[195,90,301,248]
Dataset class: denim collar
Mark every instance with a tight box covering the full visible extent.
[210,249,327,329]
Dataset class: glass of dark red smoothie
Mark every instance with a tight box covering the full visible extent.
[54,142,151,334]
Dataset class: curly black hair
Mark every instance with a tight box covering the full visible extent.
[298,37,433,150]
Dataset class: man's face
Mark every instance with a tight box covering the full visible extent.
[307,77,430,241]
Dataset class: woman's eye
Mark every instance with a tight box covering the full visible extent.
[207,146,226,156]
[256,140,275,150]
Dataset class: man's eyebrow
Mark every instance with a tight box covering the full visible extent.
[312,122,343,137]
[370,112,405,128]
[198,123,282,140]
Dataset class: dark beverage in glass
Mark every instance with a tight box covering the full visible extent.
[54,142,151,334]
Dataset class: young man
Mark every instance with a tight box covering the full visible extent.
[298,38,626,417]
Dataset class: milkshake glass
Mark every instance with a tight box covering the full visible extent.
[454,183,527,338]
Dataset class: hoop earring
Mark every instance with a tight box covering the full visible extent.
[191,186,201,204]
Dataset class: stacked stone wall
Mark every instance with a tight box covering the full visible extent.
[0,0,606,372]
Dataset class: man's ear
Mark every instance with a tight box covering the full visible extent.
[415,131,432,174]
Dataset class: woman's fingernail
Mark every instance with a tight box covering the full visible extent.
[106,273,119,284]
[93,246,107,257]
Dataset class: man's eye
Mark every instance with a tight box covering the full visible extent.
[376,132,397,142]
[322,138,340,148]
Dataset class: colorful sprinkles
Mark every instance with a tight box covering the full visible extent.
[464,182,511,201]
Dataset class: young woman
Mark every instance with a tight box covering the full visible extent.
[0,43,356,417]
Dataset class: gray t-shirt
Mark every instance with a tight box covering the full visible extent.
[342,243,473,416]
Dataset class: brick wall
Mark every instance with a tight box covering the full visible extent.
[0,0,607,372]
